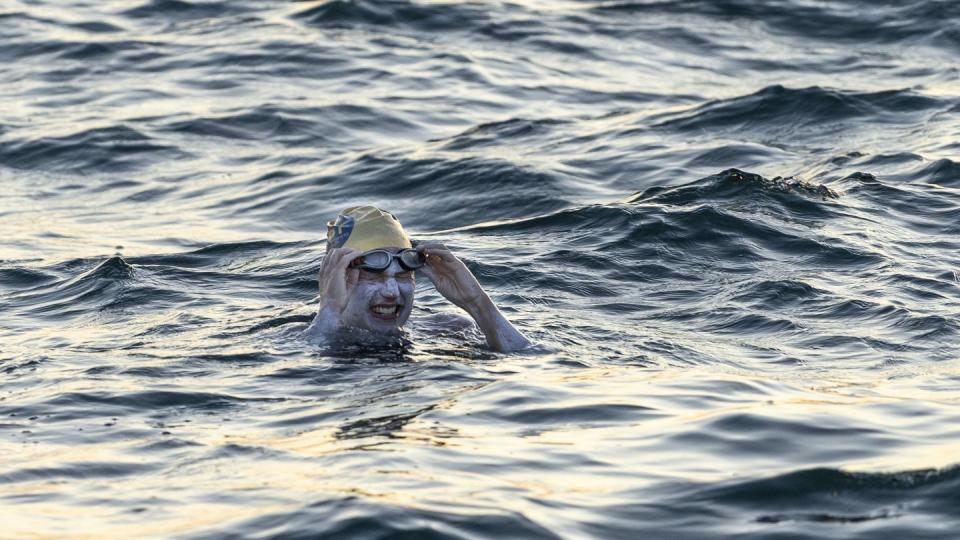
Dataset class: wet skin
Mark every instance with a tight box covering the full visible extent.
[340,251,415,334]
[307,243,530,352]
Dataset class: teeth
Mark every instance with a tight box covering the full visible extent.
[372,305,398,315]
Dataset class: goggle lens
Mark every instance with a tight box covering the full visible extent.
[360,251,391,270]
[400,249,425,270]
[355,249,424,271]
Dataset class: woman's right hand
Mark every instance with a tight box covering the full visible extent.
[317,247,362,316]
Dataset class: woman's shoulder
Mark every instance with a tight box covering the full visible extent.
[416,310,476,331]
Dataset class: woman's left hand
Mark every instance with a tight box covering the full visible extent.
[416,242,488,311]
[416,241,531,352]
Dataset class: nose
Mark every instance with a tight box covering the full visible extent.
[381,276,399,299]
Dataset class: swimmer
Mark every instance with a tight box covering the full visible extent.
[305,206,531,352]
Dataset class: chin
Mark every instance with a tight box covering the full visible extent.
[362,319,402,335]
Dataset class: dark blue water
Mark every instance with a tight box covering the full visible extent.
[2,0,959,538]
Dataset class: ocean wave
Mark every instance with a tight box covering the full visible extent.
[0,125,186,172]
[2,256,132,314]
[576,465,960,538]
[840,174,960,234]
[186,496,559,540]
[652,85,944,135]
[0,461,160,485]
[453,169,869,267]
[159,103,418,147]
[4,0,960,537]
[276,153,577,230]
[0,266,58,291]
[917,158,960,186]
[591,0,960,50]
[730,279,826,309]
[0,256,198,320]
[435,117,568,152]
[1,388,275,422]
[694,464,960,514]
[120,0,246,20]
[627,168,838,211]
[292,0,488,32]
[162,108,322,142]
[2,38,141,63]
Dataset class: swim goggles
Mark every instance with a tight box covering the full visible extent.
[351,249,425,271]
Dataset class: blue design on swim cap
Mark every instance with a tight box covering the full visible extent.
[329,215,355,248]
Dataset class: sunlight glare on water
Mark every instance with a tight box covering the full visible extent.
[2,0,960,538]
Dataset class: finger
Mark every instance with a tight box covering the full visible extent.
[320,248,361,282]
[325,247,346,258]
[321,248,346,269]
[417,263,437,282]
[345,267,359,288]
[416,242,453,256]
[421,247,456,263]
[419,245,451,255]
[326,247,359,259]
[334,248,362,268]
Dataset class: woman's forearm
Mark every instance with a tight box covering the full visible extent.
[464,294,531,352]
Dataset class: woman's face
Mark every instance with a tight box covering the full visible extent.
[339,249,415,334]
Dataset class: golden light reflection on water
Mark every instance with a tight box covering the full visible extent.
[2,2,959,537]
[0,501,295,540]
[2,354,960,537]
[0,208,269,262]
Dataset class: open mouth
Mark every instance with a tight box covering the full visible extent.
[369,303,401,320]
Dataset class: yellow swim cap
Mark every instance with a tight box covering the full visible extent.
[326,206,412,252]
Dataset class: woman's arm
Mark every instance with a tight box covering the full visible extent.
[304,247,361,339]
[416,242,531,352]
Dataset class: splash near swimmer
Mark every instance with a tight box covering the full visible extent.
[306,206,530,352]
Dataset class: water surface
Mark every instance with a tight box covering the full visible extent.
[2,0,959,538]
